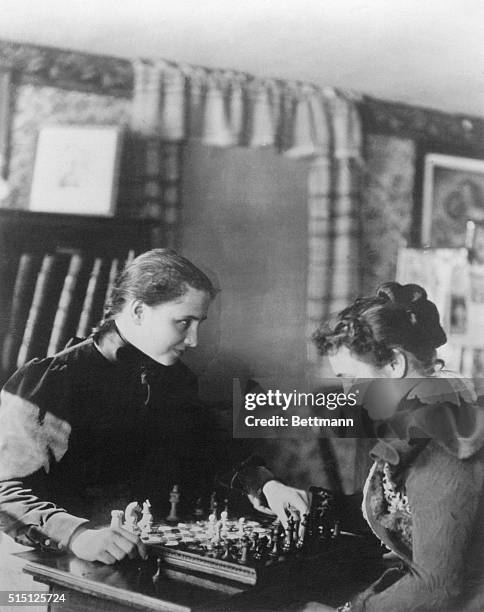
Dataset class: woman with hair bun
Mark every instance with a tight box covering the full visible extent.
[303,282,484,612]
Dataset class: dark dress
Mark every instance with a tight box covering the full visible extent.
[0,321,271,552]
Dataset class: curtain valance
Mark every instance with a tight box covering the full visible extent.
[130,59,361,160]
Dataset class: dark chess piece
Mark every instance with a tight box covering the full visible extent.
[253,536,268,561]
[238,535,250,565]
[269,529,279,558]
[209,491,218,516]
[283,517,294,552]
[307,511,316,540]
[269,523,283,558]
[309,486,337,539]
[152,557,162,584]
[294,518,301,545]
[297,513,308,549]
[250,532,259,552]
[213,544,224,559]
[194,497,204,518]
[221,537,233,561]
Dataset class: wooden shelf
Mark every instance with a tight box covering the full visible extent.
[0,208,159,257]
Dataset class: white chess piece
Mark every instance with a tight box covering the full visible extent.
[138,499,153,537]
[237,517,245,538]
[166,485,180,522]
[207,513,216,539]
[110,510,124,529]
[213,520,222,545]
[124,501,142,532]
[220,510,229,536]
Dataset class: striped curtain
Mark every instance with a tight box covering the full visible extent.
[129,60,363,374]
[305,93,362,379]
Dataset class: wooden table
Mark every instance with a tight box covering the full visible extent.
[19,536,385,611]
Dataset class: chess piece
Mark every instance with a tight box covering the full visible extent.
[110,510,124,529]
[283,517,295,552]
[207,513,217,539]
[124,502,142,532]
[250,532,259,552]
[139,499,153,537]
[194,497,204,518]
[220,510,228,536]
[209,491,218,517]
[332,519,341,538]
[221,537,233,561]
[254,536,268,561]
[152,557,162,584]
[237,517,245,538]
[207,513,216,538]
[269,522,283,558]
[238,535,250,565]
[166,485,180,522]
[297,513,308,549]
[212,520,222,545]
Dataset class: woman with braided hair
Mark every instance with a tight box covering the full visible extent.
[302,282,484,612]
[0,248,307,566]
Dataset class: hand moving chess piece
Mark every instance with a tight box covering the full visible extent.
[166,485,180,522]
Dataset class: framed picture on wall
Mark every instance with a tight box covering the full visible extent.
[29,125,122,216]
[421,153,484,247]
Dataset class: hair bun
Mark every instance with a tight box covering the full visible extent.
[376,281,427,305]
[376,282,446,349]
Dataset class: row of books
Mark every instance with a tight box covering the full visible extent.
[1,249,134,377]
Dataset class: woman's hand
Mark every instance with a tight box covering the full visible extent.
[69,526,147,564]
[257,480,309,527]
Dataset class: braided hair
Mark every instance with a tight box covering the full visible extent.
[313,282,447,375]
[96,248,217,330]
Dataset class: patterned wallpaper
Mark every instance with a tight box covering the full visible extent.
[360,135,416,294]
[1,41,481,497]
[7,84,130,209]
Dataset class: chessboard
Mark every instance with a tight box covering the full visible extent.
[111,487,347,587]
[142,516,337,586]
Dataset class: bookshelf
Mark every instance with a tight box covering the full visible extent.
[0,209,159,381]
